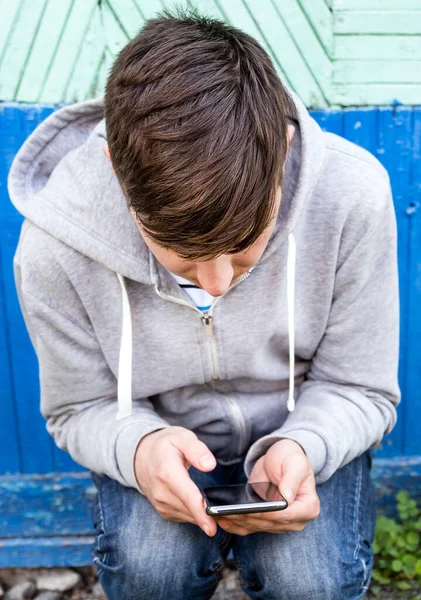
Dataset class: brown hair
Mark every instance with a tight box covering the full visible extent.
[104,8,297,259]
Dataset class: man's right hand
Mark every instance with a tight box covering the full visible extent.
[134,426,217,536]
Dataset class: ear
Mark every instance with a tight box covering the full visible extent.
[103,143,115,173]
[286,123,295,145]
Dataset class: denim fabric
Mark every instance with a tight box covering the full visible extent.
[90,450,375,600]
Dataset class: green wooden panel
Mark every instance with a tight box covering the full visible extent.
[15,0,74,102]
[0,0,23,63]
[38,0,97,103]
[335,11,421,35]
[62,3,105,103]
[297,0,333,56]
[335,35,421,60]
[275,0,332,100]
[188,0,227,20]
[332,84,421,106]
[333,0,421,10]
[0,0,48,102]
[334,60,421,84]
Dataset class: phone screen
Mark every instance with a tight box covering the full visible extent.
[203,482,285,507]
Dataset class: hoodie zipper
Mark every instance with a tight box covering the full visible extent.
[155,269,252,381]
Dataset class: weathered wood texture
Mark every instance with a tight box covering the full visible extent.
[1,0,421,106]
[0,102,420,566]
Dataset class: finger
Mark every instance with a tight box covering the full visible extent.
[164,459,217,536]
[218,519,251,536]
[273,453,312,504]
[173,430,217,472]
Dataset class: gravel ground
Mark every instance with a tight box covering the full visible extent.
[0,563,419,599]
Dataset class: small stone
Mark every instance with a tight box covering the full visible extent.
[35,570,80,593]
[91,582,106,599]
[33,593,61,600]
[0,571,39,589]
[5,580,37,600]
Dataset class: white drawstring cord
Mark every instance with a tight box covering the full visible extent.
[287,232,296,412]
[116,273,133,420]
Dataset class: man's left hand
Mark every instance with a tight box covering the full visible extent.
[216,439,320,536]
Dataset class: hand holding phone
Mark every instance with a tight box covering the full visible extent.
[201,481,288,516]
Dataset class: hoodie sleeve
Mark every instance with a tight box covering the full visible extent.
[244,183,400,484]
[14,245,171,494]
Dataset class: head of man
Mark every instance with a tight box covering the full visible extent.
[104,9,297,296]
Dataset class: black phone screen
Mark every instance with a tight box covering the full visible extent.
[202,481,285,507]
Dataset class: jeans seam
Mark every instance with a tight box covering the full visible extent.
[95,481,108,567]
[352,456,363,561]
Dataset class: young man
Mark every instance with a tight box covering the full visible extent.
[8,10,399,600]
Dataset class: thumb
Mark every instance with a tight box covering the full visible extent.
[176,432,217,472]
[278,453,309,504]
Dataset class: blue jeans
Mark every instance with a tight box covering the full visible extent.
[90,450,375,600]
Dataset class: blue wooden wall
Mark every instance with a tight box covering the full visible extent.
[0,103,420,567]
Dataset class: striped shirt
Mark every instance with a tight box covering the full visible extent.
[168,272,216,312]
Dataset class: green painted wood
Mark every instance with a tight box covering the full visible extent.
[334,61,421,84]
[0,0,23,63]
[220,0,325,107]
[332,84,421,106]
[333,0,421,10]
[188,0,227,20]
[335,11,421,35]
[62,4,105,103]
[15,0,74,103]
[335,35,421,60]
[0,0,48,102]
[273,0,332,102]
[213,0,293,93]
[297,0,333,56]
[37,0,97,103]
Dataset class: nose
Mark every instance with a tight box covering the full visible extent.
[196,256,234,297]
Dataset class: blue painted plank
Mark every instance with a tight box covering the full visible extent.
[0,472,96,538]
[404,107,421,456]
[1,225,54,474]
[0,536,95,568]
[310,109,344,135]
[376,107,413,458]
[0,245,20,475]
[342,108,406,458]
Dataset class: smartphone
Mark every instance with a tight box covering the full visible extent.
[201,481,288,516]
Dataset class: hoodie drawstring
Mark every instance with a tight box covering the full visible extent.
[116,273,133,420]
[115,234,296,420]
[287,232,296,412]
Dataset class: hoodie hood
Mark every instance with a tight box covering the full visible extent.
[7,89,326,284]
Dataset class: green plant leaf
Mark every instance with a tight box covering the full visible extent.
[391,559,403,572]
[396,581,412,590]
[415,559,421,575]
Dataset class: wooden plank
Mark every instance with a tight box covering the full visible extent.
[0,0,23,62]
[38,0,97,103]
[2,225,55,474]
[377,107,413,458]
[335,35,421,60]
[0,248,21,475]
[334,60,421,84]
[134,0,166,20]
[310,109,343,135]
[215,0,293,92]
[274,0,332,101]
[219,0,325,107]
[0,472,96,538]
[332,84,421,106]
[333,0,421,10]
[187,0,227,20]
[404,107,421,456]
[0,536,95,568]
[342,108,407,458]
[14,0,74,102]
[297,0,333,56]
[334,11,421,35]
[62,3,105,103]
[102,0,133,59]
[0,0,49,101]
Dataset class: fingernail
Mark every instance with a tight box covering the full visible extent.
[202,524,211,536]
[283,488,294,503]
[199,455,214,468]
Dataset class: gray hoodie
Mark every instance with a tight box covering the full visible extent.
[7,90,400,494]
